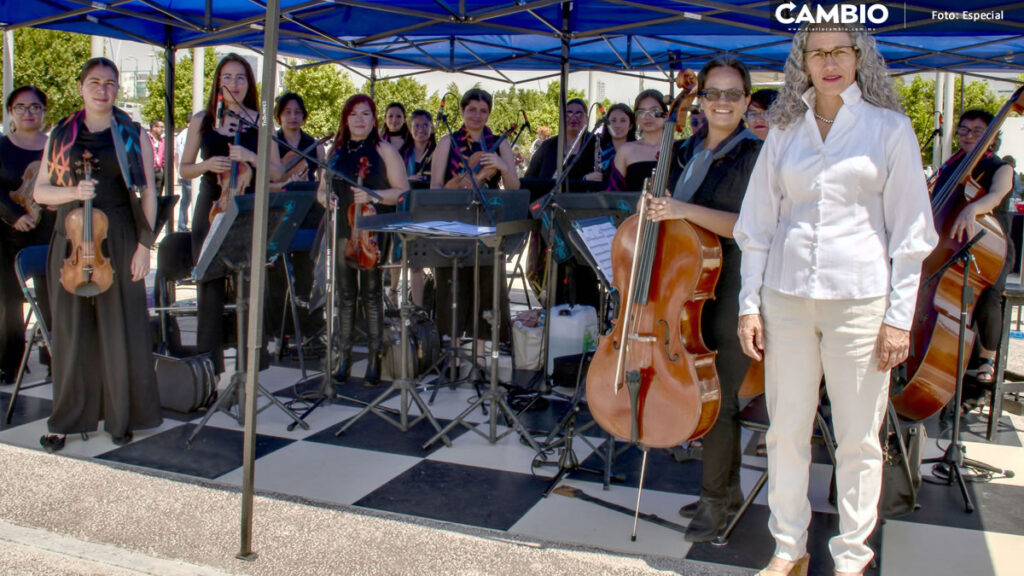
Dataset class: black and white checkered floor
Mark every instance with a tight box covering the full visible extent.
[3,344,1023,576]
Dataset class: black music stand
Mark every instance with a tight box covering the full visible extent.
[187,193,314,444]
[919,231,1014,511]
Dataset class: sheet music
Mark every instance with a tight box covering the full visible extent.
[572,216,617,285]
[362,219,495,238]
[196,212,226,272]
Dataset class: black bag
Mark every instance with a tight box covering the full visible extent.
[153,353,218,413]
[382,308,441,380]
[878,419,923,519]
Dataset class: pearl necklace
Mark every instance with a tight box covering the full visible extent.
[814,111,836,125]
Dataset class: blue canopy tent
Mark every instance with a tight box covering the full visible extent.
[2,0,1022,560]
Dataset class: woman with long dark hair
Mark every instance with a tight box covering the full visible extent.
[584,102,636,184]
[381,102,411,152]
[0,86,53,384]
[33,58,162,451]
[319,94,409,387]
[179,53,283,374]
[611,89,668,191]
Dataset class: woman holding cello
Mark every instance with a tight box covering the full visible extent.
[318,94,408,387]
[649,56,762,543]
[429,88,519,348]
[178,53,282,374]
[734,23,937,576]
[0,86,53,384]
[33,58,162,451]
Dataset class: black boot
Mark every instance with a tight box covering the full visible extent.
[363,348,382,388]
[332,294,356,384]
[683,498,730,543]
[361,268,384,388]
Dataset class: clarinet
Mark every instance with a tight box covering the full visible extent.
[593,131,603,175]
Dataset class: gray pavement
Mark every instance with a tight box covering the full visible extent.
[0,443,749,576]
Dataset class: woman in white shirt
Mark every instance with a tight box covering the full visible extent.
[734,23,937,576]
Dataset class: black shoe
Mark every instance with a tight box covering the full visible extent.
[40,434,66,453]
[332,351,352,383]
[362,350,382,388]
[680,487,745,519]
[683,500,729,543]
[112,432,134,446]
[679,500,701,519]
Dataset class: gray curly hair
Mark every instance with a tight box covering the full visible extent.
[769,22,903,129]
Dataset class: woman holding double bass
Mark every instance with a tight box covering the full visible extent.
[649,56,762,543]
[318,94,409,388]
[33,58,162,452]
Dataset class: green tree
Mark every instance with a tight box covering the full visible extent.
[143,48,217,129]
[282,62,357,136]
[491,81,585,152]
[365,76,432,126]
[0,28,90,125]
[895,75,1006,164]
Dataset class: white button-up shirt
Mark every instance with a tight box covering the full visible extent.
[734,83,938,330]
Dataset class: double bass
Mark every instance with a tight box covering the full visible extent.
[60,149,114,297]
[585,80,719,538]
[894,85,1024,421]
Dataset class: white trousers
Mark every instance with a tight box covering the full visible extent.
[761,288,890,573]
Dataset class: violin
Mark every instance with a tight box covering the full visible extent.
[210,121,252,223]
[585,88,720,449]
[9,160,42,225]
[279,133,333,182]
[444,124,517,190]
[894,85,1024,421]
[344,156,379,270]
[60,149,114,297]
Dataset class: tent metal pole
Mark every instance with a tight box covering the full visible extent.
[163,36,175,200]
[238,0,280,561]
[555,1,569,190]
[370,57,377,99]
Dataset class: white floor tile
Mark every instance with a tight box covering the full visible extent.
[428,424,598,477]
[216,442,421,505]
[0,417,184,459]
[881,519,1024,576]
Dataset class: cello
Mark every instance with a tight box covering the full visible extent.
[59,149,114,297]
[585,81,720,538]
[894,85,1024,421]
[344,156,379,269]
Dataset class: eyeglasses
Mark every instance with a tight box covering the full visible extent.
[11,104,44,115]
[84,79,119,92]
[956,126,987,138]
[565,110,586,119]
[699,88,747,102]
[635,108,665,119]
[220,74,248,85]
[804,45,859,64]
[745,110,767,121]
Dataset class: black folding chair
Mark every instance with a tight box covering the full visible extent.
[5,245,52,424]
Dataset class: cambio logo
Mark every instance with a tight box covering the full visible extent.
[774,3,890,26]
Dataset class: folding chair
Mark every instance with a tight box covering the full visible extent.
[5,245,52,424]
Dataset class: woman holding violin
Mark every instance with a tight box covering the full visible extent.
[0,86,53,384]
[612,89,668,191]
[179,53,283,374]
[430,88,519,347]
[33,58,162,452]
[648,57,762,543]
[734,24,936,576]
[318,94,408,387]
[938,110,1015,390]
[272,92,324,190]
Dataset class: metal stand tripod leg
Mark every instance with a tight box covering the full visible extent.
[426,251,485,407]
[188,266,308,445]
[424,239,542,452]
[332,232,451,446]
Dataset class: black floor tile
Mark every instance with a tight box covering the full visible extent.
[687,505,881,576]
[902,470,1024,536]
[923,410,1022,448]
[511,393,597,439]
[97,423,293,479]
[573,441,702,495]
[355,460,549,530]
[273,373,391,409]
[0,391,52,431]
[304,412,466,457]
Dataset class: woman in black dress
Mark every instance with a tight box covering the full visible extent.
[525,98,596,184]
[0,86,53,384]
[651,57,762,543]
[319,94,409,387]
[397,109,436,307]
[583,103,636,185]
[612,89,668,191]
[381,102,411,152]
[33,58,162,451]
[178,53,283,374]
[429,88,520,350]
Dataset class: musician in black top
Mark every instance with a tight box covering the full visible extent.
[0,86,53,384]
[318,94,409,387]
[653,57,762,543]
[178,54,283,374]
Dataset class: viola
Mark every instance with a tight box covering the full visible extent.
[60,149,114,297]
[210,124,252,223]
[9,160,42,225]
[894,85,1024,421]
[444,124,517,190]
[344,156,379,270]
[585,88,720,449]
